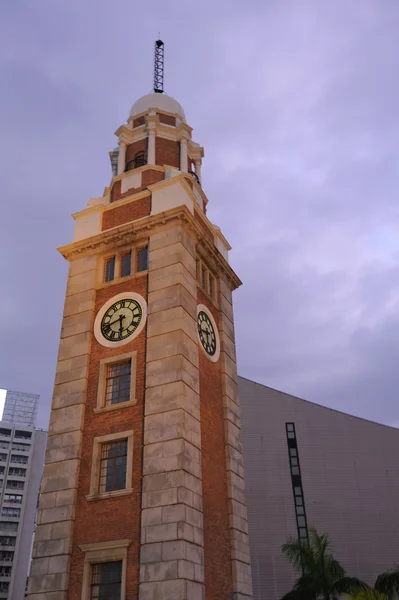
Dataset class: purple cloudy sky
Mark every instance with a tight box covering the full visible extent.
[1,1,399,429]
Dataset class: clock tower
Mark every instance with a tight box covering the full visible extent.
[27,45,253,600]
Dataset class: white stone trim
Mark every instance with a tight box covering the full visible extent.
[196,304,220,363]
[79,539,131,600]
[94,351,137,412]
[94,292,147,349]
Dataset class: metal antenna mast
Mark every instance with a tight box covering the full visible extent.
[153,40,164,94]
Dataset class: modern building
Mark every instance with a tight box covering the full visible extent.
[2,391,39,428]
[27,44,253,600]
[239,376,399,600]
[0,421,46,600]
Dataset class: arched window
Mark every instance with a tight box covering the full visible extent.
[125,151,146,172]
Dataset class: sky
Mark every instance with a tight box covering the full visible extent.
[1,0,399,429]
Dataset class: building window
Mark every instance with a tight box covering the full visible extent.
[0,582,9,592]
[95,352,137,413]
[3,495,22,504]
[0,566,11,577]
[0,454,7,462]
[286,423,308,542]
[10,455,28,464]
[0,551,13,562]
[0,522,18,531]
[88,431,133,500]
[79,539,130,600]
[11,443,29,452]
[137,246,148,272]
[1,507,20,518]
[99,440,127,494]
[14,431,31,440]
[0,430,10,438]
[197,260,218,301]
[6,481,24,491]
[8,467,26,477]
[105,361,131,406]
[0,537,15,547]
[105,256,116,282]
[120,252,132,278]
[90,561,122,600]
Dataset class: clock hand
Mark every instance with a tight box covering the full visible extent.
[107,314,127,328]
[119,314,124,332]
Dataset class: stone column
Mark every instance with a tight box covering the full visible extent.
[219,278,253,600]
[147,128,156,165]
[194,160,201,184]
[27,255,96,600]
[180,139,188,173]
[139,223,205,600]
[117,141,127,175]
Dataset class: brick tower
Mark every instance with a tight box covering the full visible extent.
[27,55,253,600]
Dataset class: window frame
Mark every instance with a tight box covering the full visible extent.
[196,258,218,305]
[87,430,133,501]
[78,539,130,600]
[100,243,149,287]
[94,352,137,414]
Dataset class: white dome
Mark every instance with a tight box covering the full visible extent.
[129,93,186,122]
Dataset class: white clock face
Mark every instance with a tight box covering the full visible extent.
[196,304,220,362]
[94,293,147,348]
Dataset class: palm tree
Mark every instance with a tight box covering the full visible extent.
[345,567,399,600]
[281,527,366,600]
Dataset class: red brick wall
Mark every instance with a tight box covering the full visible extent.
[67,276,148,600]
[156,137,179,168]
[158,113,176,126]
[133,116,145,128]
[102,196,151,230]
[142,169,164,187]
[197,289,233,600]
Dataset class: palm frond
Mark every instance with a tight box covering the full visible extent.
[281,536,315,572]
[281,587,316,600]
[374,566,399,600]
[344,589,387,600]
[331,577,369,597]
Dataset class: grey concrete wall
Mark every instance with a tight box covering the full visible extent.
[239,376,399,600]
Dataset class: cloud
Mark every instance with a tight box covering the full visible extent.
[1,1,399,428]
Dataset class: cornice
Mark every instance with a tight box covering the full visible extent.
[59,205,241,289]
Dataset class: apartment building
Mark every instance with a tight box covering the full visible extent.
[0,392,46,599]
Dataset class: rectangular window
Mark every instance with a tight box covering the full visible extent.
[10,455,28,464]
[137,246,148,272]
[11,444,29,452]
[0,566,11,576]
[99,440,127,493]
[0,444,9,450]
[0,537,15,547]
[201,267,206,289]
[104,256,116,282]
[120,252,132,278]
[14,431,31,440]
[209,275,214,298]
[0,430,10,438]
[0,522,18,531]
[1,507,20,518]
[90,561,122,600]
[105,361,131,406]
[0,454,7,461]
[0,582,9,592]
[0,551,13,562]
[8,467,26,477]
[6,481,24,490]
[3,494,22,504]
